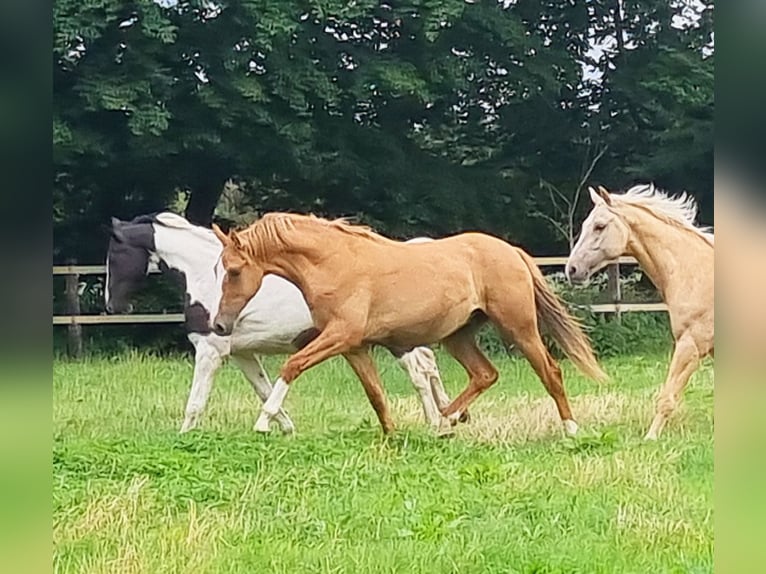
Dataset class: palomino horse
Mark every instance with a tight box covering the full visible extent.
[212,214,606,436]
[566,185,714,440]
[105,213,456,433]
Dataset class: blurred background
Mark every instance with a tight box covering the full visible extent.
[52,0,714,354]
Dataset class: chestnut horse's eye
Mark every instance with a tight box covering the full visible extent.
[228,267,242,278]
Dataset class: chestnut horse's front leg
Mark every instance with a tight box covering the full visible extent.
[253,324,358,432]
[344,347,395,434]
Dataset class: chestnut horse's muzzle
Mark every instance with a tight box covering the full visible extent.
[212,315,235,336]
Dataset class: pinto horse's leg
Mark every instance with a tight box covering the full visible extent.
[230,354,295,434]
[439,330,499,430]
[645,334,700,440]
[395,348,443,428]
[345,347,395,434]
[254,325,356,432]
[180,334,225,433]
[401,346,470,424]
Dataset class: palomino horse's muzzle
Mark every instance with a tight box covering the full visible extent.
[565,263,589,284]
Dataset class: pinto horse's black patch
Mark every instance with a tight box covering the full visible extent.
[158,260,212,335]
[107,215,214,334]
[106,218,157,313]
[291,327,320,350]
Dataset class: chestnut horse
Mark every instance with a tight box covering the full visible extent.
[212,214,606,436]
[566,185,713,439]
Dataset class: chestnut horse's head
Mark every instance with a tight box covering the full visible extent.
[211,224,265,336]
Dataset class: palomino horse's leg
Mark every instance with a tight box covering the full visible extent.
[396,348,444,428]
[254,326,355,432]
[439,330,499,430]
[180,336,224,433]
[230,354,295,434]
[345,347,395,434]
[645,334,701,440]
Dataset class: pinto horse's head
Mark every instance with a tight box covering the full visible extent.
[105,217,157,314]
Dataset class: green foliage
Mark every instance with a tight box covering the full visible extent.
[473,270,670,359]
[53,0,714,263]
[53,1,712,355]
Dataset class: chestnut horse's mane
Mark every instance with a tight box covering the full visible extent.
[234,212,390,258]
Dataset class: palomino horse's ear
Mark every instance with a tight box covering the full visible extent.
[596,185,613,206]
[588,186,604,206]
[212,223,231,246]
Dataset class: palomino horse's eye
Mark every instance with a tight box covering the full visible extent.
[594,223,606,232]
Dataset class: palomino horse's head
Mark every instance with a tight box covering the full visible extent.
[565,186,630,284]
[211,224,265,336]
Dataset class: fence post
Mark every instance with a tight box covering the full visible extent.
[606,262,622,323]
[65,259,83,358]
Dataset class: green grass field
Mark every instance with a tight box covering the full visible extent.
[53,349,713,574]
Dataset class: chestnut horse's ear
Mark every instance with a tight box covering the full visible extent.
[596,185,613,206]
[212,223,231,246]
[231,231,244,250]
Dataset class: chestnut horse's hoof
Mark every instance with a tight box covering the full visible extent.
[458,411,471,424]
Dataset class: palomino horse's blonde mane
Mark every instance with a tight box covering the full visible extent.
[235,212,389,258]
[611,184,714,246]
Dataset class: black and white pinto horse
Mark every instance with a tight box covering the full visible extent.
[105,212,456,433]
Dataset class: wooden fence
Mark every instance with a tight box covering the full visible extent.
[53,257,667,356]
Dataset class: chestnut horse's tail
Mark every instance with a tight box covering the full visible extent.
[517,250,608,383]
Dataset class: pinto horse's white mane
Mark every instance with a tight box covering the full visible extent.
[155,212,195,229]
[613,184,714,246]
[154,212,219,243]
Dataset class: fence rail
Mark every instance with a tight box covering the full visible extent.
[51,256,640,276]
[53,257,666,356]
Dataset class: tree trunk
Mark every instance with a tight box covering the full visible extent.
[184,178,224,227]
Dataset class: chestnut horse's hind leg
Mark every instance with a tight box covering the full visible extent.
[345,348,395,434]
[254,325,356,432]
[485,293,578,436]
[439,329,499,426]
[645,333,700,440]
[509,327,578,436]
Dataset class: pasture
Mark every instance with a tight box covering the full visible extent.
[53,349,713,573]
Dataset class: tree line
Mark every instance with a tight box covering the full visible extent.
[54,0,713,263]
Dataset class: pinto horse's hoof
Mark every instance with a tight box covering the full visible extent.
[436,416,457,438]
[458,411,471,424]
